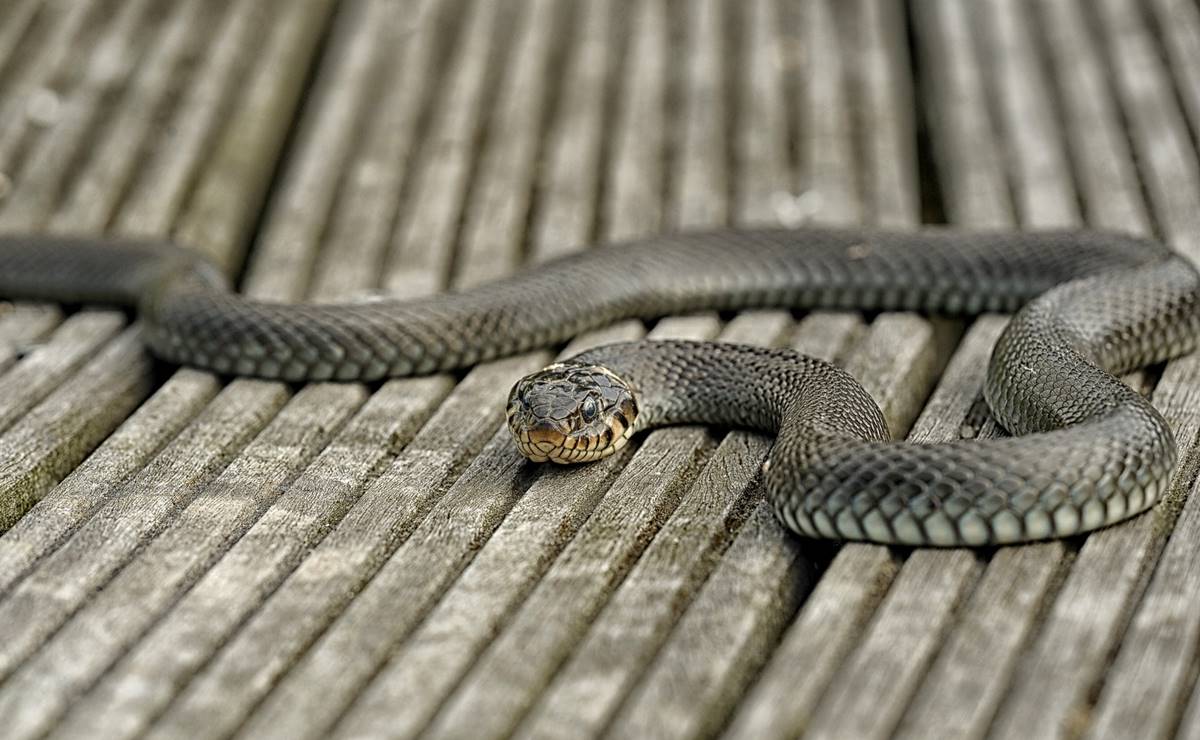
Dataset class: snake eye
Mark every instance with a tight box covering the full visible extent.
[581,396,598,421]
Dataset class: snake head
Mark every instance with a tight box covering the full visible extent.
[507,361,639,464]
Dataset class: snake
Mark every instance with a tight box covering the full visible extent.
[0,228,1197,545]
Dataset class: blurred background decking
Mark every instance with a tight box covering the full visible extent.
[0,1,1199,738]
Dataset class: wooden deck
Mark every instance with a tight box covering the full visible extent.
[0,0,1199,737]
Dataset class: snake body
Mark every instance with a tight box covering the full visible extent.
[1,228,1197,544]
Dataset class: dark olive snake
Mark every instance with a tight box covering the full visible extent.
[1,228,1197,545]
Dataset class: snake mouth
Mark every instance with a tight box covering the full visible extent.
[510,418,636,464]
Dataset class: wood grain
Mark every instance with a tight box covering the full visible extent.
[0,1,1194,737]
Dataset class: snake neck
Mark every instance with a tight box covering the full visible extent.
[570,340,891,444]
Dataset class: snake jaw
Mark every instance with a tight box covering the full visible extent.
[507,361,639,464]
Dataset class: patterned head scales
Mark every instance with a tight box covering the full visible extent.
[507,361,639,464]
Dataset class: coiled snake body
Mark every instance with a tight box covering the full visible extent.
[1,228,1197,545]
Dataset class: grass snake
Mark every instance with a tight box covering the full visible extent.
[1,228,1197,546]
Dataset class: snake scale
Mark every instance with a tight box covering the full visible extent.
[1,228,1197,545]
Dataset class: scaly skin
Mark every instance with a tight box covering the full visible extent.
[0,227,1196,544]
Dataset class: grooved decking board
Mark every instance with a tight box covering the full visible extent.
[0,2,1199,738]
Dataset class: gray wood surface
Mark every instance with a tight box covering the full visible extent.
[0,1,1199,738]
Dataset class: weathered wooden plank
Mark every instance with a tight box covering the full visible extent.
[731,0,788,225]
[665,0,725,230]
[0,303,61,372]
[1152,0,1200,146]
[879,0,1089,735]
[0,379,290,689]
[719,1,930,736]
[847,0,918,227]
[847,314,958,437]
[975,0,1078,225]
[240,0,404,302]
[508,6,797,731]
[667,0,727,237]
[1031,0,1149,233]
[134,3,566,736]
[0,0,297,592]
[0,0,45,80]
[508,315,790,740]
[0,311,123,433]
[308,0,443,299]
[529,0,615,260]
[985,0,1200,735]
[172,0,336,272]
[913,0,1011,228]
[3,383,366,739]
[48,0,222,231]
[386,0,514,297]
[0,0,340,736]
[454,0,562,287]
[248,1,720,734]
[114,0,269,237]
[1175,595,1200,739]
[29,4,443,737]
[0,369,217,593]
[1029,0,1200,736]
[0,0,99,171]
[827,0,943,432]
[331,2,627,735]
[796,0,857,223]
[1090,0,1200,261]
[418,1,734,733]
[0,328,153,530]
[1095,473,1200,740]
[0,0,158,231]
[419,326,721,740]
[328,327,641,740]
[599,0,665,243]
